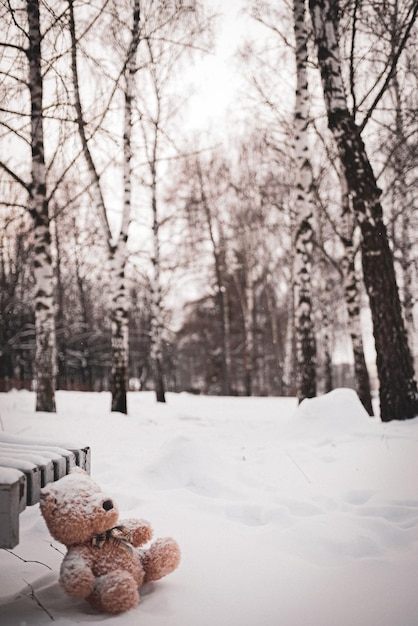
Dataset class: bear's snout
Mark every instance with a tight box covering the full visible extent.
[102,499,114,511]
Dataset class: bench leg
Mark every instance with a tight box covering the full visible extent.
[0,478,26,549]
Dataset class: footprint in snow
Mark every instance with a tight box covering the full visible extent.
[357,501,418,528]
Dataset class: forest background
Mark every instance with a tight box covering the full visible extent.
[0,0,417,420]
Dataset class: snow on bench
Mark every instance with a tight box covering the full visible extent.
[0,434,90,549]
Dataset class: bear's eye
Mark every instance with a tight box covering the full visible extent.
[102,499,114,511]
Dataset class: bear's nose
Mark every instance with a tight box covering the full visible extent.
[102,499,114,511]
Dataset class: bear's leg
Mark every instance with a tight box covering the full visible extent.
[88,570,139,614]
[142,537,181,583]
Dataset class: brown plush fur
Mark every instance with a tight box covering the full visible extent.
[40,468,180,614]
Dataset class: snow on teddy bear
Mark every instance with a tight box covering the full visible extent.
[40,467,181,614]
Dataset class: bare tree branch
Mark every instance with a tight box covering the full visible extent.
[358,0,418,133]
[0,161,31,195]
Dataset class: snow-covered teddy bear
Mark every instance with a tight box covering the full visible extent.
[40,467,181,614]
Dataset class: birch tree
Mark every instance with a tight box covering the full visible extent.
[28,0,58,411]
[391,77,417,342]
[138,38,167,403]
[0,1,57,411]
[309,0,418,420]
[68,0,140,413]
[292,0,316,402]
[149,127,166,404]
[113,0,140,412]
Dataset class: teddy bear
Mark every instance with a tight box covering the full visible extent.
[40,467,181,614]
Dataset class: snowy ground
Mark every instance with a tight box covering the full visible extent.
[1,388,418,626]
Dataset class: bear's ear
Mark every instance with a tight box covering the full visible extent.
[39,488,57,517]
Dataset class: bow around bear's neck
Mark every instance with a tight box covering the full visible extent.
[91,525,133,553]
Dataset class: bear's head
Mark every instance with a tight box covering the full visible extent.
[40,467,119,546]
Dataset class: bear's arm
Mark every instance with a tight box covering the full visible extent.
[120,518,153,547]
[60,546,95,598]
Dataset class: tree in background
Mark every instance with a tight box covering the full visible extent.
[183,153,233,395]
[0,212,34,389]
[136,2,211,402]
[172,135,290,396]
[229,141,286,396]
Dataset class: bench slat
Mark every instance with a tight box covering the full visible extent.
[0,435,89,474]
[0,457,41,506]
[0,450,55,487]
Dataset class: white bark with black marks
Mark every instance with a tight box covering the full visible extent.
[110,0,141,414]
[27,0,57,412]
[340,184,373,416]
[149,163,166,404]
[293,0,317,402]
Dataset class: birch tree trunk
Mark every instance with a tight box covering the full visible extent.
[319,277,333,394]
[28,0,57,412]
[340,186,374,416]
[392,71,416,341]
[231,248,257,396]
[150,162,166,403]
[212,242,232,395]
[243,267,255,396]
[309,0,418,421]
[283,249,296,396]
[220,271,232,395]
[292,0,317,402]
[265,273,284,395]
[110,0,140,413]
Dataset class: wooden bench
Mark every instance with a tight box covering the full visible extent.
[0,433,90,549]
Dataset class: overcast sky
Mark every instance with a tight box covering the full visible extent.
[185,0,253,132]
